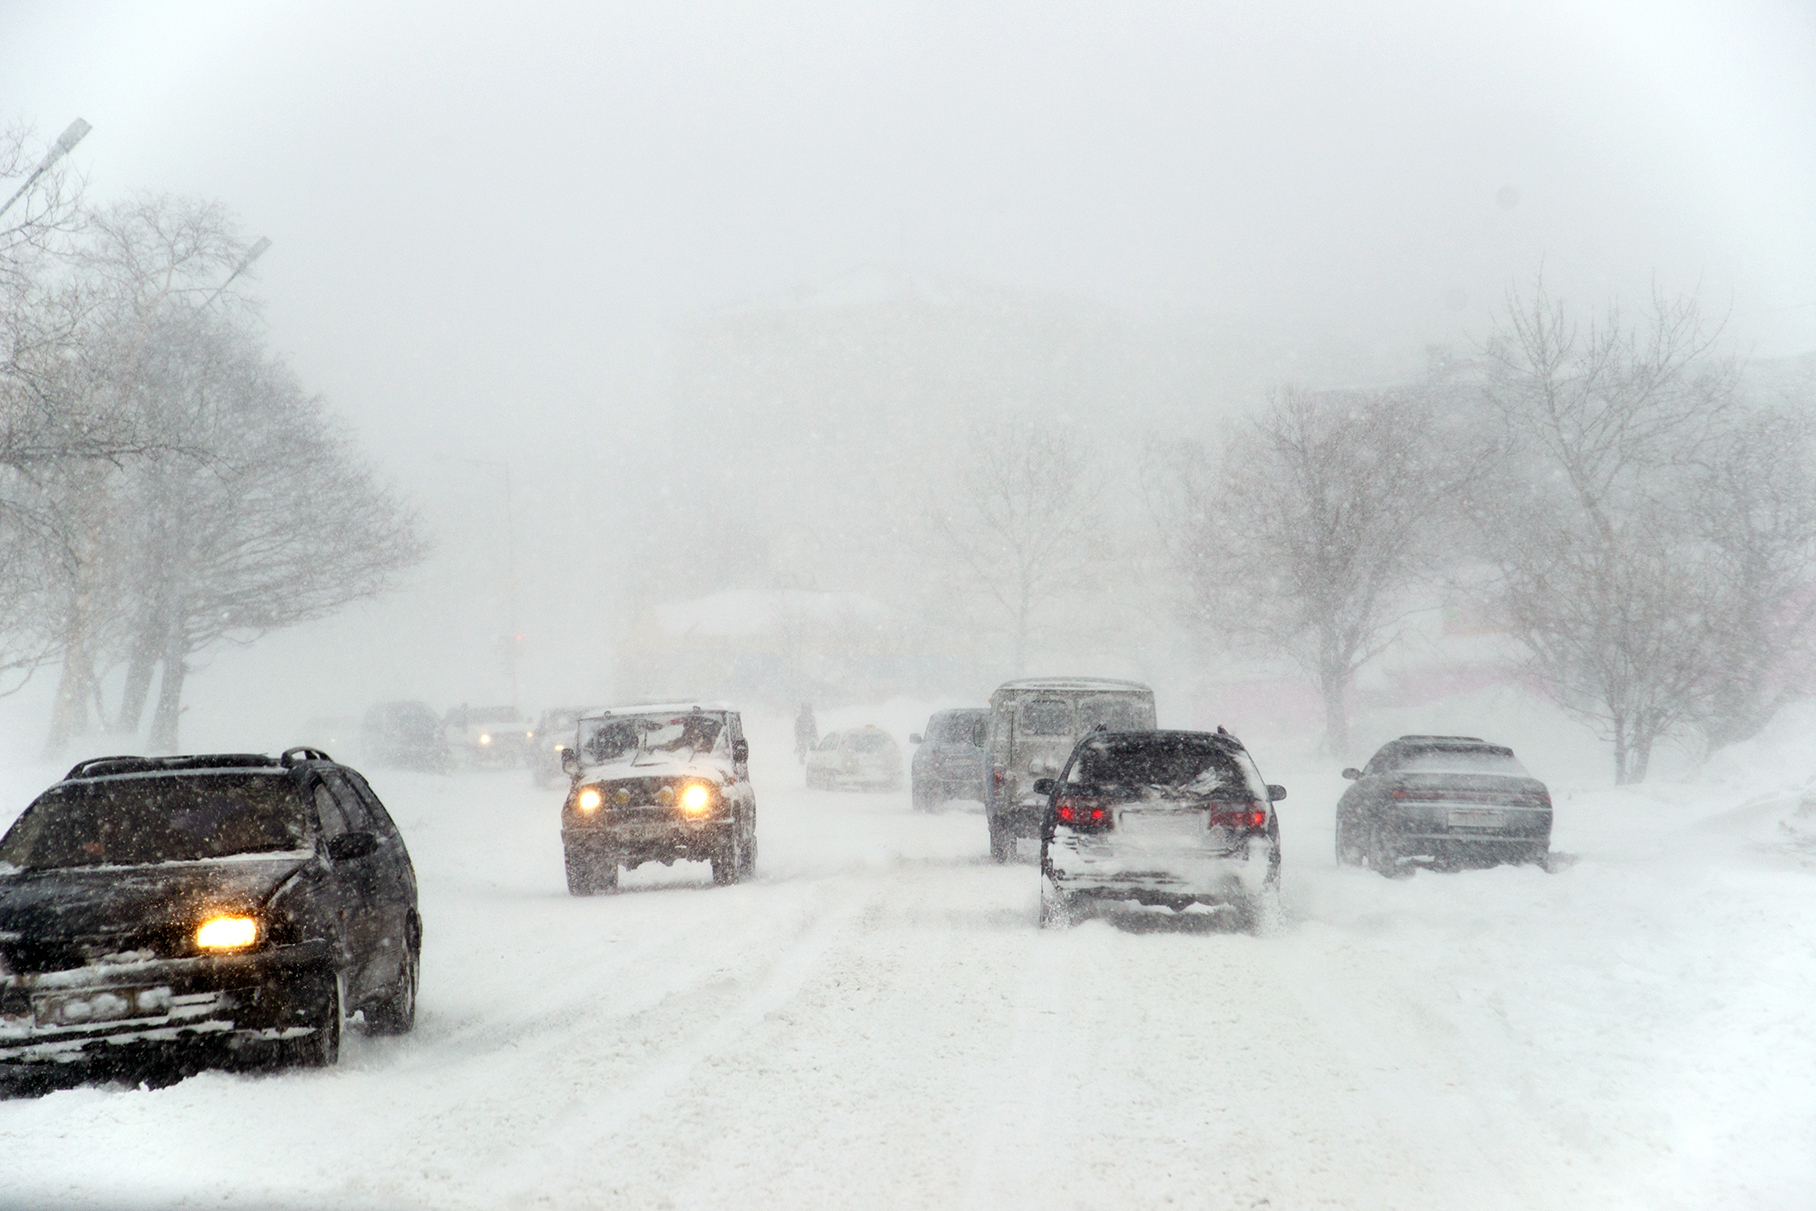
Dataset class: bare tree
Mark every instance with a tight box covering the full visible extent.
[1163,386,1474,753]
[1688,405,1816,747]
[1479,279,1737,782]
[928,417,1105,675]
[107,313,427,751]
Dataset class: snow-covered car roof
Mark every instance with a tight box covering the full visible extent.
[993,677,1151,694]
[577,700,739,720]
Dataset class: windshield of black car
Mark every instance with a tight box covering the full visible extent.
[1385,746,1527,776]
[0,773,309,870]
[1069,739,1260,798]
[578,714,724,764]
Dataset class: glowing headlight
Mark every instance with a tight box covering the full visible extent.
[478,733,493,745]
[680,783,712,815]
[195,915,260,952]
[576,787,603,812]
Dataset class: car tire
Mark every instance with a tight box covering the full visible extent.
[988,818,1014,863]
[911,781,931,812]
[1038,877,1075,929]
[712,833,744,885]
[286,970,343,1069]
[565,842,616,895]
[1335,819,1366,867]
[738,831,758,879]
[365,946,419,1036]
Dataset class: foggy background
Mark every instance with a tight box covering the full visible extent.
[2,0,1813,757]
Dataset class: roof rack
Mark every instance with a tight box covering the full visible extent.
[280,746,334,767]
[63,753,283,781]
[1394,735,1485,743]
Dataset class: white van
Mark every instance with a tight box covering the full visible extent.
[983,677,1156,861]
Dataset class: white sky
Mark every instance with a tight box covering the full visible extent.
[1,0,1813,727]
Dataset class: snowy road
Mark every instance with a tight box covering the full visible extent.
[2,724,1813,1210]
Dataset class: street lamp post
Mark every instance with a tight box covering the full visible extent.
[201,236,272,308]
[0,118,92,220]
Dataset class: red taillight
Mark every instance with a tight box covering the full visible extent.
[992,766,1005,790]
[1208,802,1269,831]
[1053,796,1114,831]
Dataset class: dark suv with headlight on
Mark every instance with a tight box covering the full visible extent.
[0,750,420,1086]
[560,703,756,894]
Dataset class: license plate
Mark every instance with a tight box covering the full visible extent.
[1447,808,1507,829]
[1119,812,1204,838]
[34,985,172,1028]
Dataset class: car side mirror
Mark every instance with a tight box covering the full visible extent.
[1341,768,1361,780]
[1267,784,1287,802]
[909,733,923,745]
[561,749,582,776]
[733,740,749,763]
[327,831,379,861]
[1032,778,1056,796]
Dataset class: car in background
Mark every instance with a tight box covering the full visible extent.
[804,726,904,791]
[559,702,756,893]
[531,706,596,788]
[1036,727,1283,930]
[444,704,534,770]
[1335,735,1552,874]
[360,700,452,773]
[984,678,1156,862]
[0,749,421,1085]
[909,708,987,811]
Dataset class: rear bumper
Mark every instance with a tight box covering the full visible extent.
[0,941,333,1064]
[1046,832,1277,904]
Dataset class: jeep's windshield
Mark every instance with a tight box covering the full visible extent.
[578,713,724,765]
[0,773,309,870]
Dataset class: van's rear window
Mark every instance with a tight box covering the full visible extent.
[1021,701,1072,735]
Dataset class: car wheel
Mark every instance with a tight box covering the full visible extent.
[286,969,343,1069]
[1038,877,1076,929]
[1335,819,1366,867]
[738,831,758,879]
[712,832,744,885]
[564,842,596,895]
[988,818,1014,863]
[911,781,931,812]
[365,946,418,1035]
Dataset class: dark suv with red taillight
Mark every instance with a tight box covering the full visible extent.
[1034,728,1283,930]
[1335,735,1552,875]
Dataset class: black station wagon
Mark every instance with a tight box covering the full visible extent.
[0,749,420,1086]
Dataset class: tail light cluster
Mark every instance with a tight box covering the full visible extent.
[1209,802,1269,831]
[1052,795,1114,832]
[1390,787,1552,807]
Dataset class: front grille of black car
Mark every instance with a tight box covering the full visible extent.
[3,928,185,975]
[599,776,682,806]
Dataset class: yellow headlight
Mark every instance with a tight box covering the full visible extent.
[656,786,675,806]
[195,915,259,952]
[680,783,711,814]
[576,787,603,812]
[478,733,493,745]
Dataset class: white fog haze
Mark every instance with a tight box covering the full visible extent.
[0,1,1813,1208]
